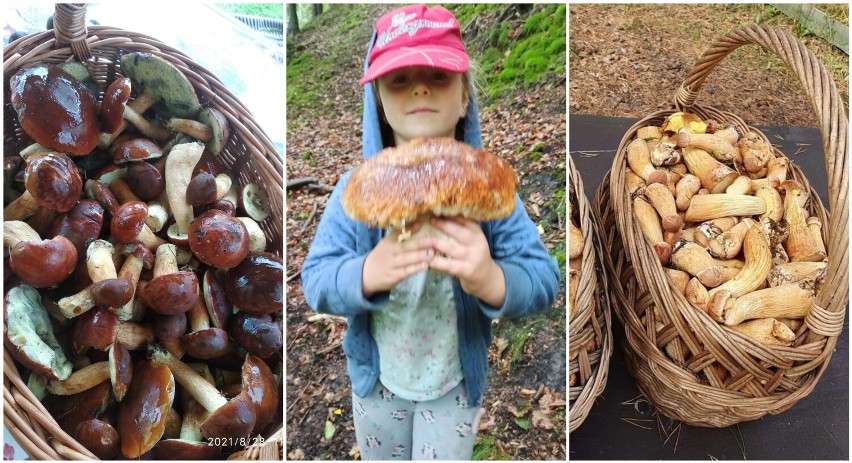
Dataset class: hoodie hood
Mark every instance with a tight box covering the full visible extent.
[361,30,482,160]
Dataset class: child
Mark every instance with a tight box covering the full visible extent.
[301,4,560,460]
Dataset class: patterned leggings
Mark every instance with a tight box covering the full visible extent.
[352,380,485,460]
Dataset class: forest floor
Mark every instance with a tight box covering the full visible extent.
[286,4,567,461]
[569,4,849,126]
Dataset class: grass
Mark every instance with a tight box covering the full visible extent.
[216,3,283,19]
[472,435,512,460]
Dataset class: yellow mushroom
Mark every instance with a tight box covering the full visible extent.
[633,196,671,265]
[708,225,772,300]
[767,261,827,287]
[627,138,667,184]
[708,218,756,260]
[675,174,701,211]
[721,277,818,325]
[724,175,753,195]
[644,183,682,232]
[727,318,796,346]
[681,147,738,193]
[677,129,739,162]
[684,194,766,222]
[780,181,825,262]
[670,241,724,288]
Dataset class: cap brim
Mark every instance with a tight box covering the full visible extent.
[359,46,470,86]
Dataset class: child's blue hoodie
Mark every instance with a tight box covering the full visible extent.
[301,32,560,406]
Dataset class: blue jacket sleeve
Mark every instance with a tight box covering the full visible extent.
[477,195,561,319]
[301,171,389,316]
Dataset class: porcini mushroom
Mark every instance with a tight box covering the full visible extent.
[780,181,825,262]
[49,199,105,258]
[342,137,517,238]
[10,64,99,155]
[57,240,133,318]
[4,284,73,380]
[677,129,739,162]
[180,292,229,360]
[76,419,120,460]
[727,318,796,346]
[708,225,772,300]
[117,360,175,458]
[241,353,279,430]
[231,311,283,359]
[111,201,166,250]
[626,138,667,185]
[738,131,774,174]
[140,243,199,315]
[4,220,77,288]
[125,160,165,201]
[670,241,724,288]
[723,276,820,325]
[45,361,110,395]
[223,252,283,316]
[71,306,154,354]
[644,183,682,232]
[5,152,83,220]
[684,194,766,222]
[165,142,206,243]
[632,196,671,265]
[112,137,163,164]
[188,209,250,268]
[114,241,155,321]
[148,344,256,440]
[680,147,738,194]
[240,183,272,223]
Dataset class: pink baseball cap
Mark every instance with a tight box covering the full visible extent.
[359,4,470,86]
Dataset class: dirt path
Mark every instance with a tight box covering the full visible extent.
[569,4,849,126]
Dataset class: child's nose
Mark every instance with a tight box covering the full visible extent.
[411,79,431,96]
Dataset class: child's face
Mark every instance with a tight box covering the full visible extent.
[376,67,467,146]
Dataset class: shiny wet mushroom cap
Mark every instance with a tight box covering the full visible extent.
[10,64,99,155]
[223,252,283,316]
[342,137,518,229]
[117,360,175,458]
[25,152,83,213]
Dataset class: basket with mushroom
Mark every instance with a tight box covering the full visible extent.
[3,4,282,460]
[568,157,613,433]
[594,25,847,427]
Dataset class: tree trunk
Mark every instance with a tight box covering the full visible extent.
[287,4,300,36]
[311,4,323,19]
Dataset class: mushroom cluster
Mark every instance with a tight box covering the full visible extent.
[626,112,827,356]
[4,55,281,459]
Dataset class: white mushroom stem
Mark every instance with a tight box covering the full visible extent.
[146,190,171,232]
[98,92,158,148]
[167,118,213,142]
[723,280,816,325]
[46,361,110,395]
[116,322,155,349]
[166,142,205,235]
[3,221,40,247]
[57,287,96,319]
[187,294,211,332]
[149,345,227,413]
[115,257,144,321]
[4,191,40,221]
[154,244,180,278]
[236,217,267,253]
[214,174,232,201]
[87,240,118,283]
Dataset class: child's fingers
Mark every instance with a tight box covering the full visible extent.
[427,253,463,276]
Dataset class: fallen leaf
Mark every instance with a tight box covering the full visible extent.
[494,337,508,358]
[514,417,530,430]
[333,408,343,415]
[532,410,555,430]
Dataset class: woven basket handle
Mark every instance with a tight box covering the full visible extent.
[53,3,92,61]
[676,24,848,337]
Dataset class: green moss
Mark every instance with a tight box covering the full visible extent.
[472,435,512,460]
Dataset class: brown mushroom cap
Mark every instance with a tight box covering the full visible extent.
[199,390,256,440]
[186,172,218,206]
[188,209,250,269]
[50,199,105,258]
[84,179,120,214]
[231,312,282,359]
[4,285,73,380]
[342,137,518,228]
[76,419,120,460]
[100,77,132,134]
[223,252,283,316]
[72,306,118,354]
[117,360,175,458]
[42,381,112,436]
[125,161,165,201]
[242,353,279,430]
[141,272,199,315]
[91,278,133,308]
[25,152,83,213]
[152,439,220,460]
[203,269,232,329]
[153,312,188,342]
[113,137,162,164]
[9,235,77,288]
[10,65,99,155]
[180,327,229,359]
[111,201,149,243]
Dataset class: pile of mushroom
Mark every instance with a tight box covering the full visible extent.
[627,112,826,355]
[4,55,281,459]
[567,193,587,389]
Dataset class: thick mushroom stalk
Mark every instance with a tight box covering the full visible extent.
[722,277,819,326]
[4,221,77,288]
[681,147,738,194]
[140,243,199,315]
[148,344,256,439]
[708,226,773,300]
[180,291,229,359]
[780,181,825,262]
[114,242,155,321]
[45,361,110,395]
[166,142,205,241]
[98,77,170,145]
[728,318,796,346]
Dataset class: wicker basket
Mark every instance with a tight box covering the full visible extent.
[568,157,613,433]
[3,4,283,460]
[593,24,847,427]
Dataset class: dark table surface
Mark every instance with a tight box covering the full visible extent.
[568,115,849,460]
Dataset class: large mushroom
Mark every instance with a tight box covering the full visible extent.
[342,137,517,239]
[241,353,279,430]
[9,64,99,155]
[231,312,282,359]
[117,360,175,458]
[165,142,205,244]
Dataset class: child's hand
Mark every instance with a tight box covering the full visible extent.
[426,216,506,307]
[362,223,433,298]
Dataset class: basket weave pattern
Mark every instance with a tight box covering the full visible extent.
[3,4,283,459]
[594,25,847,427]
[568,157,613,433]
